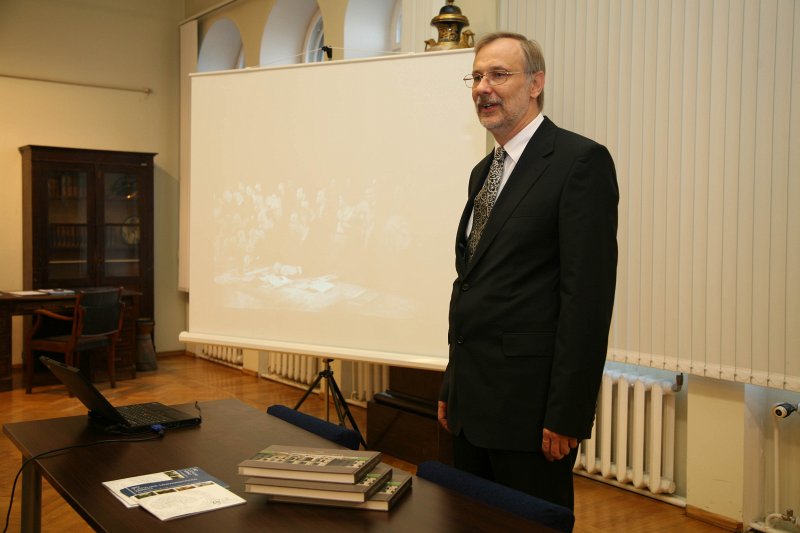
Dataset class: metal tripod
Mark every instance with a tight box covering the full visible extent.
[293,358,367,448]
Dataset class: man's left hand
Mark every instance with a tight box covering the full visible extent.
[541,428,578,462]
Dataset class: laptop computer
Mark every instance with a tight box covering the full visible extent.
[40,356,202,434]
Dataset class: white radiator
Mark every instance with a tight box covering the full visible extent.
[574,371,678,497]
[262,353,389,406]
[263,352,321,391]
[198,344,244,368]
[339,360,391,407]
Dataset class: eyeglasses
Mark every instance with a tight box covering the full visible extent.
[463,70,530,88]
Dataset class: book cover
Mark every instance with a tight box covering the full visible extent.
[238,444,381,484]
[102,466,228,508]
[267,469,412,512]
[136,481,246,521]
[245,462,391,503]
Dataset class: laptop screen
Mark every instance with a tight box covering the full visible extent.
[39,356,128,425]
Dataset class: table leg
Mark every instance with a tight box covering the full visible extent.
[0,307,12,391]
[20,457,41,533]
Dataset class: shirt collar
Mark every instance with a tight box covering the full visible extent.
[497,113,544,164]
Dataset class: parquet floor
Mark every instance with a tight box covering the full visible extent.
[0,355,729,532]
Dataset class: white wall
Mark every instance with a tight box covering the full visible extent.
[687,377,746,519]
[0,0,186,357]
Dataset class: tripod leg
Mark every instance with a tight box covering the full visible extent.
[327,374,367,448]
[329,384,347,425]
[293,371,325,411]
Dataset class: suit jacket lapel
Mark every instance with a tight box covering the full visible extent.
[464,117,557,273]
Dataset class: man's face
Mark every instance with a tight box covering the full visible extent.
[471,38,541,144]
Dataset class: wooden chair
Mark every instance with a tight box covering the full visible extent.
[266,404,361,450]
[25,287,125,394]
[416,460,575,532]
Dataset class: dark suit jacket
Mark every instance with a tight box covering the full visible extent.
[440,116,618,452]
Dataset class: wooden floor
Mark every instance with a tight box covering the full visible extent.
[0,355,729,533]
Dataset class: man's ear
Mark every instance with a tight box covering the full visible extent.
[530,71,545,100]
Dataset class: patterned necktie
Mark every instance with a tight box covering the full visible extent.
[466,147,505,262]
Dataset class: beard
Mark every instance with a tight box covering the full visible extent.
[475,94,529,134]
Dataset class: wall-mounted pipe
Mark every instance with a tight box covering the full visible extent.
[0,73,152,95]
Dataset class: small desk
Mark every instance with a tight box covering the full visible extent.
[0,290,139,391]
[3,399,554,532]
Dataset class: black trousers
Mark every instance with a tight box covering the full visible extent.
[452,430,579,510]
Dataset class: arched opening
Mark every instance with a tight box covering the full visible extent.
[343,0,399,59]
[198,18,244,72]
[260,0,321,66]
[303,9,325,63]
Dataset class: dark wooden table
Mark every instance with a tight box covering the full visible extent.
[0,290,139,391]
[3,399,554,532]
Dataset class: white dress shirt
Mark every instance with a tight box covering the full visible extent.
[466,113,545,237]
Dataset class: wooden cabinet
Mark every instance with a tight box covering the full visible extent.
[21,145,155,316]
[20,146,155,381]
[367,367,453,465]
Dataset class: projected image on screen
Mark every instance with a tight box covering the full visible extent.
[212,176,413,319]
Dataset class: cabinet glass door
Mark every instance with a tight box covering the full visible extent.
[102,170,141,279]
[44,165,90,282]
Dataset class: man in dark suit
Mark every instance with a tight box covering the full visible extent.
[437,32,618,510]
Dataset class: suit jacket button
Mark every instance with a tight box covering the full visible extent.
[461,283,470,291]
[456,336,464,344]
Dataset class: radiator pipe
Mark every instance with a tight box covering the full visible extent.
[774,415,781,519]
[761,403,800,533]
[672,373,684,392]
[749,404,800,533]
[766,510,796,528]
[749,513,799,533]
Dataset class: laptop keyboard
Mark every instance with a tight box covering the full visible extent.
[119,404,167,426]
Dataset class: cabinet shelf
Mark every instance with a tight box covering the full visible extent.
[47,172,87,199]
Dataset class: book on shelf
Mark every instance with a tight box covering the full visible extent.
[238,444,382,484]
[266,468,412,512]
[5,291,46,296]
[102,466,230,509]
[244,462,392,503]
[136,480,245,521]
[5,289,74,296]
[38,288,75,295]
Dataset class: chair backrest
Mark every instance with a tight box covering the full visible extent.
[30,293,84,341]
[416,460,575,533]
[79,287,124,337]
[266,404,361,450]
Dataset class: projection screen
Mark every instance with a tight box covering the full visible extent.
[181,50,486,370]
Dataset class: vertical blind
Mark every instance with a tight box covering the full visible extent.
[499,0,799,391]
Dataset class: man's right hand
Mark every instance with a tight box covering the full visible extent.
[437,400,450,432]
[541,427,579,462]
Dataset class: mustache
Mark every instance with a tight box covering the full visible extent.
[476,96,502,107]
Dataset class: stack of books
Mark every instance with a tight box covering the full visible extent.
[238,444,411,511]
